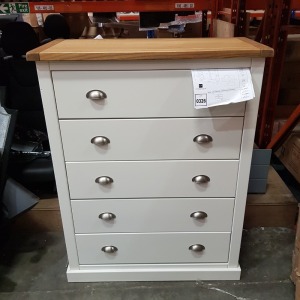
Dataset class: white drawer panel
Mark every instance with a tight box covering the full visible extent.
[66,160,239,199]
[60,118,243,161]
[71,198,234,233]
[76,232,230,264]
[52,71,245,118]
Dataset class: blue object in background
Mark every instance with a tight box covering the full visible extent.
[147,30,155,38]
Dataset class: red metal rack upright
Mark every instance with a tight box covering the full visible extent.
[4,0,300,148]
[255,0,292,148]
[215,0,300,148]
[26,1,211,13]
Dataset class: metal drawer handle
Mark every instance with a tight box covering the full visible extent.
[91,136,110,146]
[192,175,210,184]
[190,211,208,220]
[101,246,118,253]
[99,212,116,221]
[95,176,114,185]
[189,244,205,252]
[193,134,213,144]
[86,90,107,101]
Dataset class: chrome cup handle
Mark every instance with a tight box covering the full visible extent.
[86,90,107,101]
[95,176,114,185]
[189,244,205,252]
[190,211,208,220]
[91,136,110,146]
[99,212,116,221]
[193,134,213,144]
[101,246,118,253]
[192,175,210,184]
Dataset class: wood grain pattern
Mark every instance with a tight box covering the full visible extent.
[27,40,64,61]
[237,37,274,54]
[27,38,273,61]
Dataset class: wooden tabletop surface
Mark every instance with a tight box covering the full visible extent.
[27,37,273,61]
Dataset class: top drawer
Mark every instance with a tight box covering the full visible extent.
[52,70,245,119]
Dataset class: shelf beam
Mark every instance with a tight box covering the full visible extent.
[28,1,211,13]
[255,0,292,148]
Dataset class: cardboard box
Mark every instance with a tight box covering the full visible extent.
[273,119,300,138]
[276,133,300,184]
[212,19,235,37]
[285,36,300,62]
[244,167,298,229]
[12,198,62,233]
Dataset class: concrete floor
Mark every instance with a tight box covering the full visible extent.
[0,227,296,300]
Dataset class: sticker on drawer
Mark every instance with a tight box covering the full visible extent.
[191,68,255,109]
[195,94,207,107]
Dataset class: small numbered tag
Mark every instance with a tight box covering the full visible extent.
[195,94,207,107]
[175,3,195,9]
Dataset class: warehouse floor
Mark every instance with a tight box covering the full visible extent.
[0,227,296,300]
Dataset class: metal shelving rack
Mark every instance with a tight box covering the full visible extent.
[2,0,294,14]
[25,1,211,13]
[2,0,300,148]
[213,0,300,148]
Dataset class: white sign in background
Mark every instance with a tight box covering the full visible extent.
[191,69,255,109]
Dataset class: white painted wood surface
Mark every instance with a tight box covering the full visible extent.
[49,58,251,71]
[52,70,246,118]
[36,62,79,269]
[78,262,228,270]
[228,58,265,267]
[75,232,231,264]
[35,55,267,281]
[71,198,234,233]
[67,265,241,282]
[66,160,239,199]
[60,117,243,161]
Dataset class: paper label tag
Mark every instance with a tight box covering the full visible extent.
[175,3,195,9]
[34,5,54,11]
[195,94,207,107]
[191,69,255,109]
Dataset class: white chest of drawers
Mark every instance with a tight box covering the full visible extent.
[28,38,273,282]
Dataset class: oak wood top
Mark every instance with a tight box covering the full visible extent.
[27,38,273,61]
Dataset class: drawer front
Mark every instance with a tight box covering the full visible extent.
[71,198,234,233]
[60,118,243,161]
[66,160,239,199]
[76,232,230,264]
[52,70,245,118]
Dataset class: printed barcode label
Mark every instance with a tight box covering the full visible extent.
[34,5,54,11]
[175,3,195,9]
